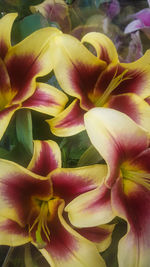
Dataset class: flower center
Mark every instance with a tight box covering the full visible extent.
[121,167,150,190]
[0,89,17,111]
[29,200,51,249]
[95,68,131,107]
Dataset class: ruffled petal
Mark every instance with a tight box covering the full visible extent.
[105,93,150,133]
[81,32,118,64]
[0,159,51,225]
[47,100,85,137]
[28,140,61,176]
[112,177,150,267]
[0,104,20,140]
[50,33,106,110]
[0,13,17,59]
[40,202,106,267]
[0,216,30,246]
[65,183,114,227]
[51,164,107,205]
[5,27,61,104]
[22,82,68,116]
[84,108,149,187]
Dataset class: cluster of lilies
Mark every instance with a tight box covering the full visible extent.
[0,12,150,267]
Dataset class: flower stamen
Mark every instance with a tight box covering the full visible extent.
[95,68,131,107]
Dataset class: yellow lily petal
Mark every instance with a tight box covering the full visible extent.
[82,32,119,64]
[76,224,115,252]
[66,183,114,227]
[120,49,150,99]
[84,108,149,187]
[47,99,85,137]
[50,33,106,109]
[112,177,150,267]
[40,202,106,267]
[22,82,68,116]
[0,104,20,140]
[28,140,61,176]
[0,159,51,226]
[105,93,150,134]
[0,13,17,59]
[5,27,61,104]
[51,164,108,205]
[0,216,31,246]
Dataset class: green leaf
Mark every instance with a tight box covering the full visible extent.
[16,109,33,156]
[78,144,103,166]
[12,13,49,43]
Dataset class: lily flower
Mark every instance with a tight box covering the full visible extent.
[0,13,68,140]
[47,32,150,136]
[66,107,150,267]
[0,139,114,266]
[124,0,150,39]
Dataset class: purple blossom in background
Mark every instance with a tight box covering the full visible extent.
[105,0,120,19]
[124,0,150,38]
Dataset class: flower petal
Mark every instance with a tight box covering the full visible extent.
[40,202,106,267]
[84,108,149,187]
[51,164,107,205]
[30,0,71,33]
[0,13,17,59]
[124,19,145,34]
[0,216,30,246]
[81,32,118,64]
[47,99,85,137]
[0,104,20,140]
[0,159,52,225]
[65,183,114,227]
[76,224,115,252]
[133,8,150,26]
[105,93,150,133]
[22,82,68,116]
[112,177,150,267]
[28,140,61,176]
[94,62,150,101]
[5,27,61,104]
[50,33,106,110]
[120,49,150,99]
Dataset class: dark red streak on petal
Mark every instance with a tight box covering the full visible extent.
[87,185,111,211]
[0,104,19,119]
[22,88,58,108]
[31,141,59,176]
[1,174,51,224]
[107,95,139,123]
[0,40,8,59]
[52,172,98,205]
[100,46,111,64]
[6,55,41,102]
[55,101,85,128]
[0,218,28,236]
[45,207,78,260]
[69,62,104,109]
[76,226,111,243]
[113,178,150,239]
[130,148,150,173]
